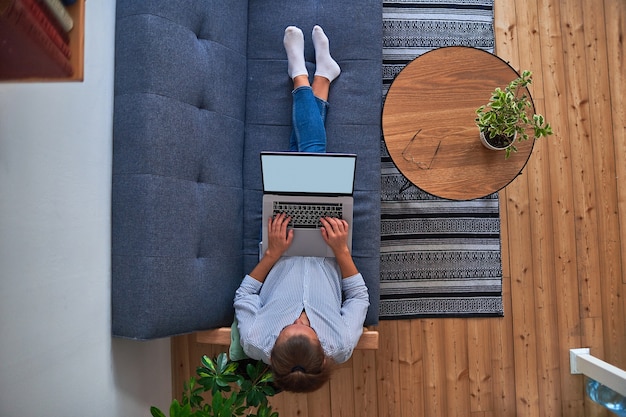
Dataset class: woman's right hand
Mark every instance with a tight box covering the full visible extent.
[320,217,350,255]
[266,213,294,259]
[320,217,358,277]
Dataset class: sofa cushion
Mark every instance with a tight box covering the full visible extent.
[244,0,382,324]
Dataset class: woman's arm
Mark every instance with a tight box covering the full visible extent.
[333,273,370,363]
[248,252,281,284]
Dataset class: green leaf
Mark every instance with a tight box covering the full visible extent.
[222,374,240,383]
[200,355,216,373]
[215,377,232,388]
[258,371,274,384]
[216,352,229,373]
[261,385,276,397]
[211,392,240,417]
[170,399,181,415]
[197,376,215,390]
[250,390,260,406]
[211,392,224,410]
[224,361,239,375]
[239,379,253,393]
[246,363,258,380]
[150,406,167,417]
[169,399,192,417]
[234,405,248,416]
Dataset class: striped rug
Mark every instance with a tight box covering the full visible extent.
[380,0,504,319]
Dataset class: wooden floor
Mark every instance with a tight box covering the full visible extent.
[171,0,625,415]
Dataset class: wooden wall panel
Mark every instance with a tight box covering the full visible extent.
[170,0,625,415]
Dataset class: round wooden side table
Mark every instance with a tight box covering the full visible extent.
[382,46,535,200]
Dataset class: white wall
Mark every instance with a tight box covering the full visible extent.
[0,2,171,416]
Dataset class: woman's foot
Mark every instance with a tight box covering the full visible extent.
[284,26,308,79]
[312,25,341,82]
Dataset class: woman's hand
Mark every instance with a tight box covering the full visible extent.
[320,217,350,255]
[266,213,294,259]
[321,217,358,277]
[248,213,293,283]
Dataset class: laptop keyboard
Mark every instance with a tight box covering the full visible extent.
[273,201,343,229]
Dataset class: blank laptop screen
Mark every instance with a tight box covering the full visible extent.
[261,152,356,195]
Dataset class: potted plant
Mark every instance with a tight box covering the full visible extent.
[151,353,279,417]
[475,70,553,158]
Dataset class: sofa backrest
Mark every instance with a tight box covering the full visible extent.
[113,0,249,339]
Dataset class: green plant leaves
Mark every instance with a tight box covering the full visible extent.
[250,402,279,417]
[169,400,193,417]
[151,353,278,417]
[182,378,205,409]
[475,70,553,158]
[197,354,241,395]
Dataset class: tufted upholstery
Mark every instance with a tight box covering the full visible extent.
[112,0,382,339]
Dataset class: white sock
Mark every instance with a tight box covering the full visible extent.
[312,25,341,82]
[283,26,308,79]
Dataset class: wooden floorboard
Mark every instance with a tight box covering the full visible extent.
[171,0,625,415]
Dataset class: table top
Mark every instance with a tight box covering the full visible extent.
[382,46,534,200]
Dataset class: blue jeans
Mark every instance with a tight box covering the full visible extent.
[288,86,328,153]
[259,86,330,243]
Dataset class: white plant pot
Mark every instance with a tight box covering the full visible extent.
[480,130,517,151]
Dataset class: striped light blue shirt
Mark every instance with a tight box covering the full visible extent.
[234,256,369,365]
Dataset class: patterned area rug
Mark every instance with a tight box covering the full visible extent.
[380,0,504,319]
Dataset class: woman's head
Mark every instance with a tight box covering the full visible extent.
[270,324,334,393]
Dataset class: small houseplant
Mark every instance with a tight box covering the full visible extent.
[151,353,279,417]
[475,70,553,158]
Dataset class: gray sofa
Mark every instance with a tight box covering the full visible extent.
[112,0,382,339]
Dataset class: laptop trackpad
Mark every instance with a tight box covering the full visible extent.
[284,228,333,257]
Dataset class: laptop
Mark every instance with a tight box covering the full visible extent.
[260,151,357,257]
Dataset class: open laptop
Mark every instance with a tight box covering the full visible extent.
[260,151,357,257]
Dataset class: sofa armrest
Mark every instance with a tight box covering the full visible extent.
[196,327,379,350]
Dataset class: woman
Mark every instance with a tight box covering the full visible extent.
[233,26,370,393]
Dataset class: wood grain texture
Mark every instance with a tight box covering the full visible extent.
[170,0,625,415]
